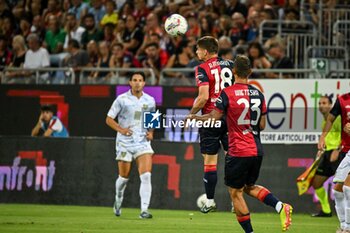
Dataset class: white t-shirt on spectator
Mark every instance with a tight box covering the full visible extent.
[24,47,50,80]
[24,47,50,69]
[64,26,86,49]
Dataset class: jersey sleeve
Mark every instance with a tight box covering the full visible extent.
[195,66,209,87]
[214,90,229,113]
[330,98,341,117]
[149,97,156,112]
[107,98,122,119]
[49,118,63,132]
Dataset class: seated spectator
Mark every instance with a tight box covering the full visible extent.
[114,17,126,43]
[133,0,150,27]
[219,48,234,61]
[0,34,12,70]
[142,42,168,85]
[247,41,271,78]
[30,15,46,41]
[86,40,99,67]
[230,12,249,46]
[164,39,195,85]
[88,0,106,28]
[102,23,115,45]
[68,0,88,22]
[89,41,110,82]
[81,13,104,49]
[109,42,140,83]
[19,15,32,40]
[31,105,69,138]
[123,14,144,55]
[42,0,62,26]
[198,15,218,38]
[248,0,273,18]
[217,15,232,38]
[100,0,118,27]
[62,39,90,72]
[218,36,233,50]
[23,33,50,82]
[185,13,200,38]
[246,10,261,42]
[1,14,16,46]
[225,0,248,17]
[44,15,67,66]
[63,13,86,50]
[4,35,27,82]
[266,42,294,78]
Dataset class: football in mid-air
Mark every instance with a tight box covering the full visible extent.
[196,193,207,209]
[164,14,188,37]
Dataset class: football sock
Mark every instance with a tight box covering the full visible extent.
[343,186,350,230]
[257,187,282,213]
[204,165,217,200]
[115,176,129,205]
[334,189,346,229]
[140,172,152,212]
[315,187,331,214]
[237,214,254,233]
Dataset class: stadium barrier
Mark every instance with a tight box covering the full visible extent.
[0,136,334,213]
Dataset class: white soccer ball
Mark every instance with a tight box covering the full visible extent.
[164,14,188,37]
[196,193,208,209]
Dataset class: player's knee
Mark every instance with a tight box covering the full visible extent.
[231,188,244,198]
[140,172,151,183]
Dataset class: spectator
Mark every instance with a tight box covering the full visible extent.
[42,0,62,26]
[23,33,50,82]
[102,23,115,45]
[4,35,27,82]
[114,17,126,43]
[62,39,90,72]
[248,0,273,18]
[230,12,249,46]
[81,13,104,49]
[63,13,86,50]
[266,43,294,78]
[87,40,99,67]
[143,13,163,44]
[118,1,134,19]
[68,0,88,22]
[225,0,248,17]
[100,0,118,27]
[30,15,46,41]
[133,0,150,27]
[246,10,261,42]
[31,105,69,137]
[0,34,13,69]
[109,42,140,82]
[142,42,167,85]
[185,13,200,38]
[44,15,66,56]
[247,41,271,78]
[89,41,110,82]
[88,0,106,28]
[217,15,232,38]
[198,15,218,38]
[1,14,16,46]
[123,14,144,55]
[28,0,43,17]
[18,15,32,39]
[218,36,233,50]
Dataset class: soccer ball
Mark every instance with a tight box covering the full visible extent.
[196,193,207,209]
[164,14,188,37]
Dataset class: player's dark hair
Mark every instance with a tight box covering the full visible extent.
[321,95,333,104]
[40,105,54,113]
[234,55,251,78]
[197,36,219,54]
[145,42,159,49]
[130,72,146,81]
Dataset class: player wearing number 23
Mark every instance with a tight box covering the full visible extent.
[188,55,293,233]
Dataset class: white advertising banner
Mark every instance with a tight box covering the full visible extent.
[248,79,350,144]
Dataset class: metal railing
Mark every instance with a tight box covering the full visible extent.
[160,68,196,86]
[333,20,350,47]
[259,20,317,68]
[1,67,76,84]
[79,67,156,85]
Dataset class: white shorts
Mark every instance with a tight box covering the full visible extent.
[333,151,350,183]
[116,140,154,162]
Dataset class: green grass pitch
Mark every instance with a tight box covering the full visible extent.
[0,204,338,233]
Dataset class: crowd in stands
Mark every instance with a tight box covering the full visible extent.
[0,0,348,84]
